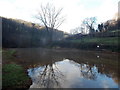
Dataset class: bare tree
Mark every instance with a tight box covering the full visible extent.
[36,3,65,31]
[82,17,97,34]
[29,63,64,88]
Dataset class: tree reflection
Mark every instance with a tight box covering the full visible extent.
[29,62,64,88]
[80,64,97,80]
[28,59,119,88]
[69,60,97,80]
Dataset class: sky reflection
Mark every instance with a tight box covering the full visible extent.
[28,59,118,88]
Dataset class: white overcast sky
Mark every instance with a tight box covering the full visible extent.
[0,0,119,32]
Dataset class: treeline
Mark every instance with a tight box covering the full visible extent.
[51,18,120,52]
[2,17,64,48]
[68,18,120,40]
[98,19,120,32]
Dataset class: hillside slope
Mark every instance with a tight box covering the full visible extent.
[2,17,64,48]
[52,29,120,52]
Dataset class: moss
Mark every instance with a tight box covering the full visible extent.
[2,63,31,88]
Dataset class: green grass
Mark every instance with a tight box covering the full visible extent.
[2,63,30,88]
[70,37,119,46]
[52,37,120,52]
[107,29,120,33]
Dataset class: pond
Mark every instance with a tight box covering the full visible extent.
[14,48,119,88]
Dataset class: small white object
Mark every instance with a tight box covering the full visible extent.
[97,55,99,58]
[97,45,99,48]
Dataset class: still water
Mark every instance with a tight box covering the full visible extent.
[14,48,119,88]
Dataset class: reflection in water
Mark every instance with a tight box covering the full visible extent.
[80,64,97,80]
[28,59,118,88]
[28,63,64,88]
[10,48,119,88]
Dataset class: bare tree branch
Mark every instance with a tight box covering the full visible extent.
[36,3,65,30]
[82,17,97,34]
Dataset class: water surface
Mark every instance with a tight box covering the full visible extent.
[14,48,119,88]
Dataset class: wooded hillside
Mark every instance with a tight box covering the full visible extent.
[2,17,64,48]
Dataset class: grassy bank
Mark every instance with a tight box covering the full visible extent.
[51,37,120,52]
[2,64,31,88]
[70,37,119,46]
[2,49,31,89]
